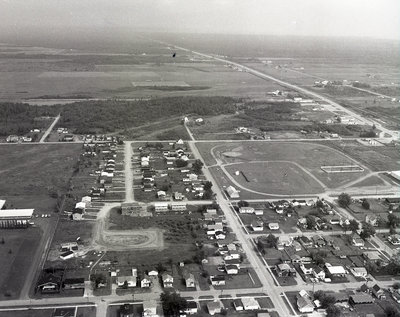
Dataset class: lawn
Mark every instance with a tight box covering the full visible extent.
[0,228,42,300]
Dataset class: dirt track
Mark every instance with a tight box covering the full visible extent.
[91,204,164,251]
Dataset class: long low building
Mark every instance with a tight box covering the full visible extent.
[0,209,34,228]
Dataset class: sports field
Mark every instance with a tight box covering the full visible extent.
[198,141,373,195]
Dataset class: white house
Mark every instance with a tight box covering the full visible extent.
[239,207,255,214]
[141,275,151,288]
[207,302,222,316]
[268,222,280,230]
[226,186,240,198]
[154,202,168,212]
[143,300,158,317]
[351,267,368,278]
[225,264,239,275]
[162,273,174,288]
[251,220,264,231]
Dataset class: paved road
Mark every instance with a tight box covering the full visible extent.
[39,114,60,143]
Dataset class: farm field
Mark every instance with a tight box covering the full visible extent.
[0,40,283,102]
[198,141,373,194]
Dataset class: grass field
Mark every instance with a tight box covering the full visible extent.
[225,161,324,195]
[198,141,370,192]
[0,228,42,299]
[0,144,81,212]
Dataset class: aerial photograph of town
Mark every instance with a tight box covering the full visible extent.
[0,1,399,317]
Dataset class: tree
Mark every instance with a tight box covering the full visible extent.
[311,250,327,266]
[321,295,336,309]
[388,214,400,228]
[385,306,400,317]
[338,193,351,208]
[192,159,204,174]
[362,199,370,210]
[316,199,324,209]
[90,273,106,289]
[326,305,341,317]
[175,159,188,168]
[348,219,360,233]
[360,222,376,239]
[306,215,317,229]
[257,234,278,250]
[238,200,249,208]
[160,291,188,317]
[204,181,213,191]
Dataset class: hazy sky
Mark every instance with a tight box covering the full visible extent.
[0,0,398,40]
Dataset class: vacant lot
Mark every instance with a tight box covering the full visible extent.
[0,144,81,212]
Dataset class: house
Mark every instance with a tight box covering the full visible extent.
[233,299,244,311]
[251,220,264,231]
[148,270,158,277]
[242,297,260,311]
[157,190,166,199]
[170,202,186,211]
[226,186,240,198]
[207,301,222,316]
[254,209,264,216]
[183,272,195,288]
[63,278,85,290]
[299,236,313,247]
[388,234,400,245]
[225,258,241,268]
[350,294,374,305]
[60,242,78,252]
[365,214,379,227]
[204,209,218,221]
[210,275,225,286]
[292,241,302,251]
[268,222,279,230]
[143,300,158,317]
[60,251,75,260]
[162,273,174,288]
[174,192,184,201]
[351,267,368,278]
[325,263,346,277]
[312,266,325,280]
[215,231,226,240]
[119,304,134,317]
[277,236,293,247]
[116,276,137,288]
[371,284,386,299]
[224,251,240,261]
[225,264,239,275]
[352,234,365,247]
[239,207,255,214]
[37,273,62,294]
[300,264,314,275]
[181,301,198,315]
[276,263,296,277]
[154,202,168,212]
[297,295,314,313]
[141,275,151,288]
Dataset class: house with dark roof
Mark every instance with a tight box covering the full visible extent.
[371,284,386,300]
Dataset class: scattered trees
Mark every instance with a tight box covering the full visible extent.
[348,219,360,233]
[326,305,341,317]
[238,200,249,208]
[175,159,188,168]
[388,214,400,228]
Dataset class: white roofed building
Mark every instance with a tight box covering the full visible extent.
[0,209,34,228]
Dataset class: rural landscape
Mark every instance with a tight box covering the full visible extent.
[0,1,399,317]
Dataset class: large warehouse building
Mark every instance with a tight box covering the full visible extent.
[0,209,34,228]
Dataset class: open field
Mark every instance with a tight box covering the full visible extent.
[198,141,371,192]
[0,228,42,300]
[0,144,81,212]
[225,161,324,195]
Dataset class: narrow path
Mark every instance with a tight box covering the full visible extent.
[39,114,60,143]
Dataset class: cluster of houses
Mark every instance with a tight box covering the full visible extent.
[36,269,85,294]
[66,196,92,221]
[296,282,395,314]
[206,297,261,316]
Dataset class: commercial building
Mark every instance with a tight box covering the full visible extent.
[0,209,34,228]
